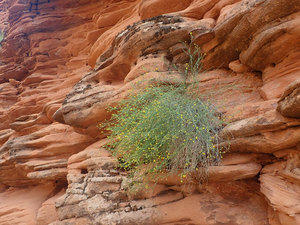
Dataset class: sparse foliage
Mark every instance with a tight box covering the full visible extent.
[0,30,4,48]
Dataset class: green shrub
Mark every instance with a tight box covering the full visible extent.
[0,30,3,47]
[100,37,228,188]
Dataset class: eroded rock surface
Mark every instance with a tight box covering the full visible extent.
[52,142,268,225]
[0,0,300,224]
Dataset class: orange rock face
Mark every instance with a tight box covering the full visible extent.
[1,0,300,224]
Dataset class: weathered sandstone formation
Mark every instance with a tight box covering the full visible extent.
[0,0,300,224]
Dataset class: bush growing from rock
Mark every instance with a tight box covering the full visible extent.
[100,37,228,189]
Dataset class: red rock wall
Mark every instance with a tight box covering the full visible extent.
[0,0,300,224]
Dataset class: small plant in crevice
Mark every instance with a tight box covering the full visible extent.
[99,37,230,192]
[0,30,4,48]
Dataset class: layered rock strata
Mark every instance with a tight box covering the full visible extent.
[0,0,300,224]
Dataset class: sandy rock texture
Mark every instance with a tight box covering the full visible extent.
[0,0,300,224]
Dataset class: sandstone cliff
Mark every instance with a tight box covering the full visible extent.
[0,0,300,224]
